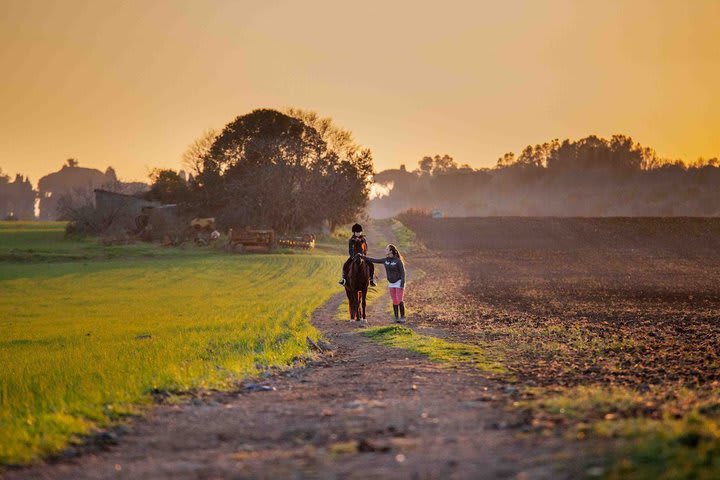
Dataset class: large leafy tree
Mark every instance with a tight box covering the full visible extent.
[285,108,374,230]
[181,129,219,178]
[197,108,373,232]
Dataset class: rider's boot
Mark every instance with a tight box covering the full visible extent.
[393,304,399,319]
[399,302,405,320]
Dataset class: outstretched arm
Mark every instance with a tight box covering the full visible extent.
[362,255,385,264]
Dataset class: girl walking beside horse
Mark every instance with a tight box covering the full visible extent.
[361,244,407,323]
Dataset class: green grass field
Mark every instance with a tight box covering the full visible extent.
[0,221,196,262]
[0,222,344,465]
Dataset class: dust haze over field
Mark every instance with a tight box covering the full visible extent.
[370,136,720,218]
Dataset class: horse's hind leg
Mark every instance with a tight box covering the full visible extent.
[356,291,367,326]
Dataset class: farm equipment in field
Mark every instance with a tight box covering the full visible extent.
[277,233,316,250]
[191,217,220,246]
[226,228,275,252]
[133,204,184,245]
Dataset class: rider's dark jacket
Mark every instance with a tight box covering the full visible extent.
[348,235,368,257]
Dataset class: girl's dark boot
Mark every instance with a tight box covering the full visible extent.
[393,304,399,319]
[399,302,405,319]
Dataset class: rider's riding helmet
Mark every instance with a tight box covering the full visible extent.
[352,223,363,234]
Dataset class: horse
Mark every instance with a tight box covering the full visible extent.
[345,236,371,323]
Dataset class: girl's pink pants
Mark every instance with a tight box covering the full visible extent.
[389,287,405,305]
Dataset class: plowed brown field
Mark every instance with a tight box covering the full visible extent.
[404,217,720,478]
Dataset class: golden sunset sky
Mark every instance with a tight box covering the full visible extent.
[1,0,718,184]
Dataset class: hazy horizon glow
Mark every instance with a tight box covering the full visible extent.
[1,0,718,185]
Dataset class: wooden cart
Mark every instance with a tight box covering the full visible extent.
[226,228,275,252]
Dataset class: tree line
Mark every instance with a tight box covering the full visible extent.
[370,135,720,217]
[6,130,719,224]
[1,108,374,232]
[0,170,34,220]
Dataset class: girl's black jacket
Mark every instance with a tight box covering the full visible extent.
[364,255,405,288]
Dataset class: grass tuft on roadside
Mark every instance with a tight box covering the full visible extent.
[518,385,720,479]
[361,325,505,373]
[606,417,720,480]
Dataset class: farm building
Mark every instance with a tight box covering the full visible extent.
[38,164,116,220]
[94,189,159,226]
[94,189,184,242]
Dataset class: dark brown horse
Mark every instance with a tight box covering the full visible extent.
[345,236,370,323]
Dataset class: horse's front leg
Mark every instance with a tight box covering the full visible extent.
[346,289,355,321]
[361,289,367,320]
[352,291,357,320]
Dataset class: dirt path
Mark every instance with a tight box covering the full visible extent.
[5,290,597,480]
